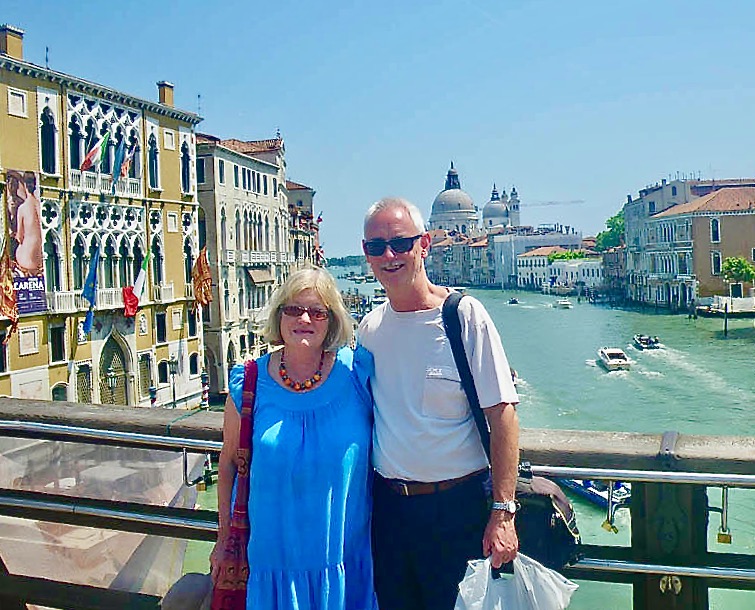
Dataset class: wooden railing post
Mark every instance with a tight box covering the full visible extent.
[631,434,710,610]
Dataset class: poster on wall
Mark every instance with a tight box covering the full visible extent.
[5,170,47,314]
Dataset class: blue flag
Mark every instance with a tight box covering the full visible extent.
[111,139,126,194]
[83,308,95,334]
[82,248,100,307]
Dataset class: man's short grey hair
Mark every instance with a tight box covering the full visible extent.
[364,197,426,235]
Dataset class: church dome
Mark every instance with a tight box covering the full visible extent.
[482,184,509,219]
[431,165,475,215]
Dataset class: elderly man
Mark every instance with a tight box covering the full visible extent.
[358,197,520,610]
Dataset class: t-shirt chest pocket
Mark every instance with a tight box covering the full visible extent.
[421,365,468,420]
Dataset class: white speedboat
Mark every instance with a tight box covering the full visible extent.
[597,347,630,371]
[554,298,573,309]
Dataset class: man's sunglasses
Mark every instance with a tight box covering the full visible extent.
[280,305,330,321]
[363,235,422,257]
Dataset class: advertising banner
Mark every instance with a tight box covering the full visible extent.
[5,170,47,314]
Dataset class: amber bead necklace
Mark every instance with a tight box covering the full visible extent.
[279,349,325,391]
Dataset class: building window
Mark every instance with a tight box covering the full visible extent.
[148,133,159,189]
[751,248,755,262]
[273,177,277,195]
[8,88,27,117]
[234,164,240,188]
[163,129,175,150]
[44,233,62,290]
[180,141,191,193]
[139,353,153,398]
[197,157,205,184]
[711,251,722,275]
[158,360,169,384]
[218,159,225,184]
[156,311,167,343]
[263,174,268,195]
[40,107,56,174]
[0,331,7,373]
[671,186,678,196]
[187,309,197,337]
[242,168,248,190]
[710,218,720,243]
[648,202,656,215]
[189,353,199,376]
[69,117,83,169]
[50,326,66,362]
[52,384,68,401]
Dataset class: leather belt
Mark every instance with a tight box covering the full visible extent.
[378,468,488,497]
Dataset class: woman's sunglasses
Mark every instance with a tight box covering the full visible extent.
[363,234,422,257]
[280,305,330,321]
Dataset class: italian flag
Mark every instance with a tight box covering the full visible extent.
[122,249,150,317]
[80,131,110,172]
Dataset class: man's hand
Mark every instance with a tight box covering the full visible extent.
[482,510,518,568]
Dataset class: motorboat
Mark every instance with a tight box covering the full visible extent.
[597,347,630,371]
[557,478,632,509]
[508,297,519,305]
[554,298,573,309]
[633,334,662,350]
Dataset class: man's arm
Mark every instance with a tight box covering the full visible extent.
[482,401,519,568]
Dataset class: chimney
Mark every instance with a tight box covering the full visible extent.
[0,24,24,60]
[157,81,174,107]
[627,194,632,204]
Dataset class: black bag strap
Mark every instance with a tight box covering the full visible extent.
[441,291,491,460]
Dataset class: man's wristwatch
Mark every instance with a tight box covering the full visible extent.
[491,499,520,514]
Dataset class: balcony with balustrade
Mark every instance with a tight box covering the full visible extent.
[152,283,175,303]
[69,169,142,198]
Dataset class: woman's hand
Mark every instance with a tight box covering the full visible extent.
[209,537,227,584]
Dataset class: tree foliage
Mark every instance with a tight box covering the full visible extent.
[548,250,587,263]
[595,209,625,251]
[722,256,755,283]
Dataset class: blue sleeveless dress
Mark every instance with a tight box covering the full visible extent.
[228,346,377,610]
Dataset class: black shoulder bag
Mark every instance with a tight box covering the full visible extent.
[441,291,581,571]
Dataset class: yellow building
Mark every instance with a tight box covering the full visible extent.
[0,24,204,407]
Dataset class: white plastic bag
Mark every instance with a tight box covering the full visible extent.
[454,554,579,610]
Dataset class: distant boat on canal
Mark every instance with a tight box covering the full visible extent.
[554,298,573,309]
[558,478,631,510]
[633,334,662,350]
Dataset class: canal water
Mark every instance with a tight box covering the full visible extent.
[189,272,755,608]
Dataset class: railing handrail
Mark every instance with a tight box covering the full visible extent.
[0,420,222,453]
[2,420,755,488]
[531,465,755,488]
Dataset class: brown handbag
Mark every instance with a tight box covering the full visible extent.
[211,359,258,610]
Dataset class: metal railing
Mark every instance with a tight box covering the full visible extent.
[1,413,755,608]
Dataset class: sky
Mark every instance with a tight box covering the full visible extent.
[6,1,755,256]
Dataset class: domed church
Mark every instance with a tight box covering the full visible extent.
[482,184,520,229]
[428,163,480,233]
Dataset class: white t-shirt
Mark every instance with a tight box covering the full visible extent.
[358,295,519,482]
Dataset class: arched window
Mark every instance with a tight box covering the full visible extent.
[235,210,242,250]
[69,116,83,170]
[133,243,144,286]
[152,238,164,285]
[84,119,98,171]
[148,133,159,189]
[184,238,194,284]
[128,130,140,179]
[52,384,68,401]
[224,280,230,318]
[158,360,169,384]
[73,235,86,289]
[220,210,228,252]
[104,237,117,288]
[189,353,200,376]
[274,217,280,251]
[40,107,56,174]
[710,218,720,243]
[180,141,191,193]
[44,233,62,290]
[100,125,112,174]
[264,217,270,250]
[118,239,129,288]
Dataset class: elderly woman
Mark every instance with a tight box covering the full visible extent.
[210,267,376,610]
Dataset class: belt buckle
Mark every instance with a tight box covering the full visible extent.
[396,481,410,496]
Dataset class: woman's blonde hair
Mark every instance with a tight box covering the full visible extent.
[262,266,353,351]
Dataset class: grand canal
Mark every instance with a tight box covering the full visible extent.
[335,273,755,609]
